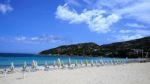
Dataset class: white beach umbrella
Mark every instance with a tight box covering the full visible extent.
[84,59,88,67]
[110,60,113,64]
[114,59,117,64]
[22,62,27,78]
[32,60,36,70]
[3,68,7,77]
[74,60,78,67]
[80,60,83,66]
[126,57,128,64]
[45,61,48,67]
[61,60,64,68]
[35,61,38,68]
[106,60,109,64]
[91,60,94,67]
[95,60,98,66]
[23,62,27,71]
[53,61,56,68]
[57,58,61,68]
[10,62,15,72]
[98,59,103,65]
[101,60,104,65]
[67,58,71,68]
[44,61,49,71]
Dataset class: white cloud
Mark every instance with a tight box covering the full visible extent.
[116,34,144,41]
[83,0,91,5]
[56,0,150,36]
[135,29,150,35]
[65,0,80,6]
[96,0,137,9]
[0,0,13,14]
[119,29,150,35]
[15,35,64,43]
[0,35,66,43]
[31,37,39,40]
[91,0,150,24]
[56,4,120,33]
[126,23,146,28]
[119,30,132,33]
[114,0,150,24]
[94,0,150,23]
[117,29,150,41]
[15,36,26,41]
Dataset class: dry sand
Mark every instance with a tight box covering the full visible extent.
[0,63,150,84]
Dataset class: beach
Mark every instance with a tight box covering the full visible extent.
[0,62,150,84]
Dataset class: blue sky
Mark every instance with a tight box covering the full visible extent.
[0,0,150,53]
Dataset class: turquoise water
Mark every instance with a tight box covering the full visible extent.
[0,53,125,69]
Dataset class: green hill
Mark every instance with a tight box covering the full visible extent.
[39,36,150,58]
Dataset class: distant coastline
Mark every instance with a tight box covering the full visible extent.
[40,36,150,58]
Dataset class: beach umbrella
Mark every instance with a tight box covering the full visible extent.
[114,59,118,64]
[22,62,27,71]
[105,60,108,64]
[3,68,7,77]
[112,59,115,64]
[22,62,27,78]
[80,60,83,66]
[95,60,99,66]
[44,61,49,71]
[45,61,48,67]
[61,60,64,68]
[90,60,94,67]
[110,60,113,64]
[126,57,128,64]
[84,59,88,67]
[32,60,36,70]
[57,58,61,68]
[67,58,71,68]
[107,60,110,64]
[35,61,38,68]
[101,60,104,65]
[53,61,56,68]
[98,60,101,65]
[74,60,78,67]
[10,62,15,72]
[118,59,120,64]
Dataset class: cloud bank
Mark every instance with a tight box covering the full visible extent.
[0,35,68,44]
[55,0,150,41]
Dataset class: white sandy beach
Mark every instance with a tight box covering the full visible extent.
[0,63,150,84]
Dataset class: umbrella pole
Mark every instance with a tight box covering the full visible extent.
[23,71,25,79]
[3,68,7,77]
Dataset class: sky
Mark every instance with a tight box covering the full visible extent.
[0,0,150,53]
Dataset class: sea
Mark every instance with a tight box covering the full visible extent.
[0,53,126,69]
